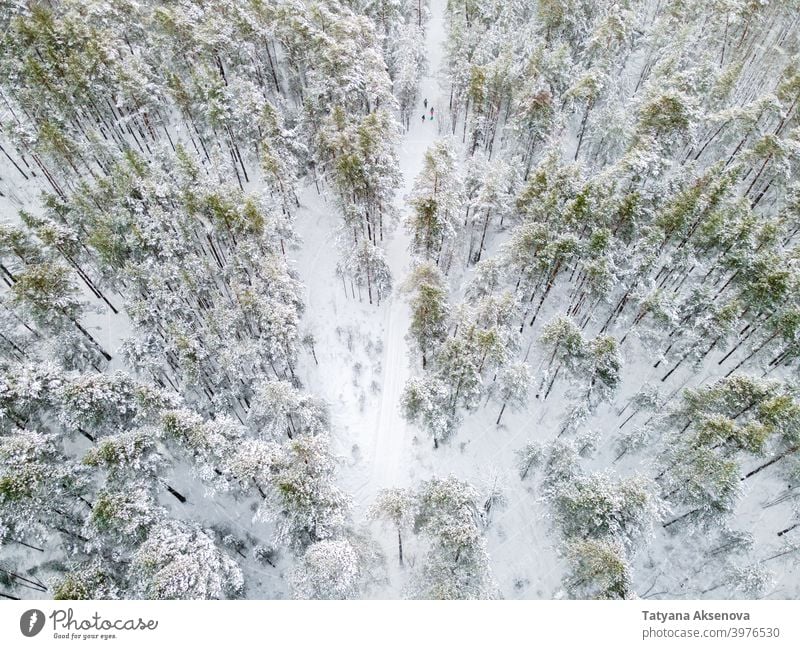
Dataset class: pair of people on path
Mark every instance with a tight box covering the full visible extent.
[422,99,434,122]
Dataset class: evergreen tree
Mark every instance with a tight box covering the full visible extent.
[401,375,457,449]
[290,538,362,599]
[258,433,351,550]
[492,361,533,426]
[404,262,449,368]
[412,476,497,599]
[563,538,631,600]
[369,487,416,567]
[406,140,464,271]
[128,519,244,599]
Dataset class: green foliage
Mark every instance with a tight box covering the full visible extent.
[53,564,120,600]
[550,472,661,550]
[564,538,631,600]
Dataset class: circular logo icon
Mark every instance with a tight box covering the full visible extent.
[20,609,45,637]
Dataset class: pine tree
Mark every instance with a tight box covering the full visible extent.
[659,376,800,529]
[369,487,416,567]
[258,433,351,551]
[549,472,663,551]
[128,519,244,599]
[0,430,90,548]
[563,538,631,600]
[492,362,533,425]
[537,316,586,399]
[52,562,122,600]
[406,140,464,271]
[391,23,428,129]
[412,476,497,599]
[401,375,457,449]
[404,262,449,368]
[248,379,328,440]
[290,538,362,599]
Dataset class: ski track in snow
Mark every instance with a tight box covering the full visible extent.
[369,289,409,490]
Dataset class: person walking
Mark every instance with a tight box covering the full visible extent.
[424,98,428,109]
[422,114,426,122]
[430,106,434,119]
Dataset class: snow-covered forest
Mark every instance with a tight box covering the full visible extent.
[0,0,799,600]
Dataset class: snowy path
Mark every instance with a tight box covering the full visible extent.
[364,0,448,494]
[369,285,410,489]
[290,0,449,509]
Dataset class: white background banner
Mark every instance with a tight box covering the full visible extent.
[1,600,798,648]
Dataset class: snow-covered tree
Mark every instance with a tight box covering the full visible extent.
[549,472,662,552]
[128,520,243,600]
[492,361,533,425]
[391,23,427,129]
[0,430,89,547]
[369,487,416,566]
[563,538,632,600]
[406,140,464,271]
[248,379,328,440]
[411,476,497,599]
[258,434,351,550]
[404,262,449,368]
[401,375,457,448]
[290,538,362,599]
[52,562,122,600]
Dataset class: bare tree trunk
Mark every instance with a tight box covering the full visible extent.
[397,529,404,567]
[496,401,507,425]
